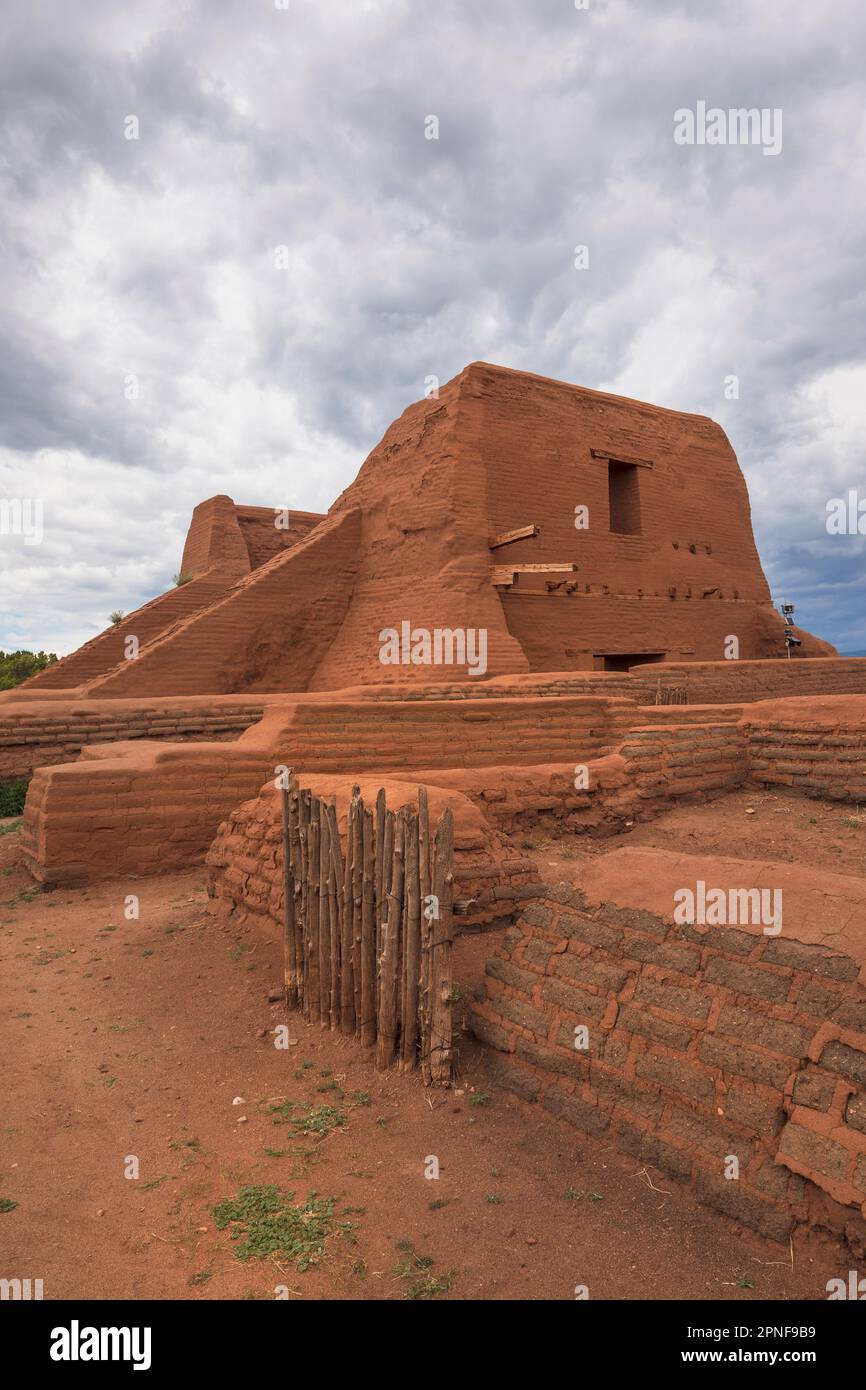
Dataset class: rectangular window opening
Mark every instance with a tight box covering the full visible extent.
[608,460,642,535]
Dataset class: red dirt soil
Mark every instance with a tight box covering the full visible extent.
[0,797,854,1302]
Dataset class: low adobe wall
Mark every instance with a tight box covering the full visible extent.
[742,696,866,803]
[0,696,272,781]
[640,657,866,704]
[21,742,274,886]
[471,850,866,1250]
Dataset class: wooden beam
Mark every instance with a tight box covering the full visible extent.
[492,562,578,587]
[590,448,654,469]
[488,524,539,550]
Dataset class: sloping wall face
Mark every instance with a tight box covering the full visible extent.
[20,574,235,692]
[309,372,528,688]
[88,509,362,696]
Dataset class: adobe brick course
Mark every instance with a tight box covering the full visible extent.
[471,880,866,1248]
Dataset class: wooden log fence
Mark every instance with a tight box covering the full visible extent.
[279,775,454,1083]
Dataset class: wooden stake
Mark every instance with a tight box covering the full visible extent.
[351,787,363,1036]
[306,795,320,1024]
[360,806,376,1048]
[318,799,330,1027]
[400,808,421,1071]
[376,808,403,1070]
[374,788,386,958]
[429,807,454,1085]
[418,786,432,1083]
[281,778,297,1009]
[297,789,310,1021]
[341,794,356,1034]
[326,799,342,1032]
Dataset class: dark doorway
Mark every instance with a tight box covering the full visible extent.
[596,652,666,672]
[608,461,642,535]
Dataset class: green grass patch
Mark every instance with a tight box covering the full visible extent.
[213,1186,352,1269]
[0,781,28,818]
[392,1242,455,1300]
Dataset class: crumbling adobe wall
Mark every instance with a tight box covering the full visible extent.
[640,658,866,704]
[743,696,866,802]
[471,853,866,1250]
[0,696,272,780]
[206,779,539,936]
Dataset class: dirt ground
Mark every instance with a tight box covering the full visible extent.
[0,791,860,1302]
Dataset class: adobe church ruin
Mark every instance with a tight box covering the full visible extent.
[20,362,834,698]
[6,363,866,1256]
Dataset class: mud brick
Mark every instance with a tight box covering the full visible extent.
[543,978,608,1021]
[558,912,622,950]
[634,976,711,1021]
[797,980,844,1019]
[634,1054,714,1105]
[475,1011,514,1050]
[486,1054,541,1103]
[723,1088,785,1137]
[679,921,757,955]
[833,997,866,1034]
[595,1030,630,1069]
[696,1172,794,1241]
[820,1041,866,1086]
[751,1159,806,1204]
[555,953,630,994]
[546,883,590,910]
[618,1004,694,1051]
[590,1065,664,1122]
[699,1035,792,1088]
[542,1086,610,1138]
[792,1069,836,1112]
[598,902,669,939]
[523,938,555,968]
[763,938,859,982]
[854,1155,866,1193]
[617,1121,693,1181]
[620,937,700,975]
[777,1121,849,1184]
[667,1106,755,1164]
[494,995,550,1038]
[486,957,537,994]
[704,956,791,1003]
[845,1092,866,1135]
[716,1005,812,1057]
[516,1038,584,1080]
[522,903,553,930]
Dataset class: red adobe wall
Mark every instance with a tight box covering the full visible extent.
[19,574,235,692]
[471,853,866,1250]
[206,780,539,935]
[85,509,362,697]
[0,695,277,780]
[20,742,274,886]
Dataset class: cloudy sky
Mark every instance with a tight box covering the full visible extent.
[1,0,864,657]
